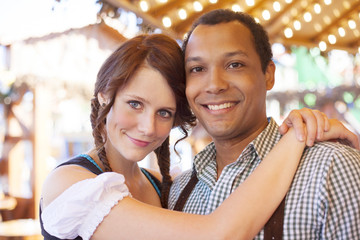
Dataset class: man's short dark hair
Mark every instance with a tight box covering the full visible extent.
[182,9,273,73]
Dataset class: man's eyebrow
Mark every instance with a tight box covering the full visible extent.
[185,51,249,64]
[185,56,202,64]
[225,50,248,58]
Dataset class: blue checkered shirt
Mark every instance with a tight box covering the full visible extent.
[169,118,360,239]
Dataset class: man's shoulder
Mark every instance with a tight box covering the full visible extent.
[304,141,359,157]
[301,141,360,167]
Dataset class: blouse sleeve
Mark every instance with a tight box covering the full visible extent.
[41,172,131,240]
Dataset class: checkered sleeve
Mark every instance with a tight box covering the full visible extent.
[320,145,360,239]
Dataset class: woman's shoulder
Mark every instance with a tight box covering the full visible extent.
[41,158,97,209]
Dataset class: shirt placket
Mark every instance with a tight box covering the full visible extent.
[205,147,257,214]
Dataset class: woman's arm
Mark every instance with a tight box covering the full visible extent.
[92,128,305,240]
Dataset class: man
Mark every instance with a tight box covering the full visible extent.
[169,9,360,239]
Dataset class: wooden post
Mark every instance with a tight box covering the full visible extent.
[32,85,52,219]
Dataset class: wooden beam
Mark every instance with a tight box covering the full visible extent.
[262,0,299,28]
[148,0,187,17]
[103,0,179,39]
[172,0,237,36]
[310,1,360,41]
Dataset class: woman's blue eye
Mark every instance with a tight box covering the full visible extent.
[158,110,172,118]
[129,101,141,109]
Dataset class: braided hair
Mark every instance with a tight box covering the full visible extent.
[90,34,196,208]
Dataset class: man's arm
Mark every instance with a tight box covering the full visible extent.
[321,146,360,239]
[279,108,359,149]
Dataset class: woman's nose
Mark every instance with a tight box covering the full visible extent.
[138,114,156,137]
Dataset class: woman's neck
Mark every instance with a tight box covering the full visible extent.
[87,148,161,206]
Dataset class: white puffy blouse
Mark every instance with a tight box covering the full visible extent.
[41,172,131,240]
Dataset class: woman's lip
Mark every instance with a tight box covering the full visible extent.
[127,135,151,147]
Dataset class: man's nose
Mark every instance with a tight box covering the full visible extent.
[205,68,229,94]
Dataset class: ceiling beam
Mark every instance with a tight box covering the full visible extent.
[262,0,299,28]
[103,0,178,39]
[171,1,235,35]
[148,0,187,17]
[310,1,360,41]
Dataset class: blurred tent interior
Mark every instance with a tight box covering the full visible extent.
[0,0,359,234]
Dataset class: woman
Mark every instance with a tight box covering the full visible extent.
[40,34,351,240]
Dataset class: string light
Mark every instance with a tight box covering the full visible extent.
[324,0,331,5]
[304,12,312,22]
[313,3,321,14]
[323,15,331,25]
[328,34,336,44]
[319,41,327,51]
[139,1,149,12]
[209,0,218,3]
[262,10,271,20]
[354,29,360,37]
[343,1,351,9]
[290,8,298,17]
[193,1,203,12]
[273,1,281,12]
[246,0,255,7]
[333,9,340,17]
[314,23,322,32]
[232,4,242,12]
[285,0,292,3]
[178,9,187,20]
[162,16,172,28]
[348,19,356,29]
[284,27,293,38]
[338,27,346,37]
[293,20,301,30]
[282,16,290,24]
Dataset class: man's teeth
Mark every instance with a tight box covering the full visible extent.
[207,103,234,110]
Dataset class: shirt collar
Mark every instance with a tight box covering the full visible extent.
[193,117,281,175]
[252,117,281,161]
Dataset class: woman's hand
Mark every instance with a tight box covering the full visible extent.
[278,108,359,149]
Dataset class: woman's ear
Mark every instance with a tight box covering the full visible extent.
[97,92,108,106]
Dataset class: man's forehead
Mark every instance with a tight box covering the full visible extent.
[185,21,253,57]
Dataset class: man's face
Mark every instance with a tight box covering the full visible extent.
[185,21,275,143]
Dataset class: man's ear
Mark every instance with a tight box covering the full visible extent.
[265,61,275,90]
[97,92,108,106]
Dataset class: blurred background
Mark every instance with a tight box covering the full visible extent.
[0,0,359,236]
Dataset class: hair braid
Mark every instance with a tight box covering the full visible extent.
[90,97,112,172]
[154,137,172,209]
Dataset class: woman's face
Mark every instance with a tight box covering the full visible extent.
[101,63,176,163]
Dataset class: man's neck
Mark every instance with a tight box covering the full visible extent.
[214,121,269,178]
